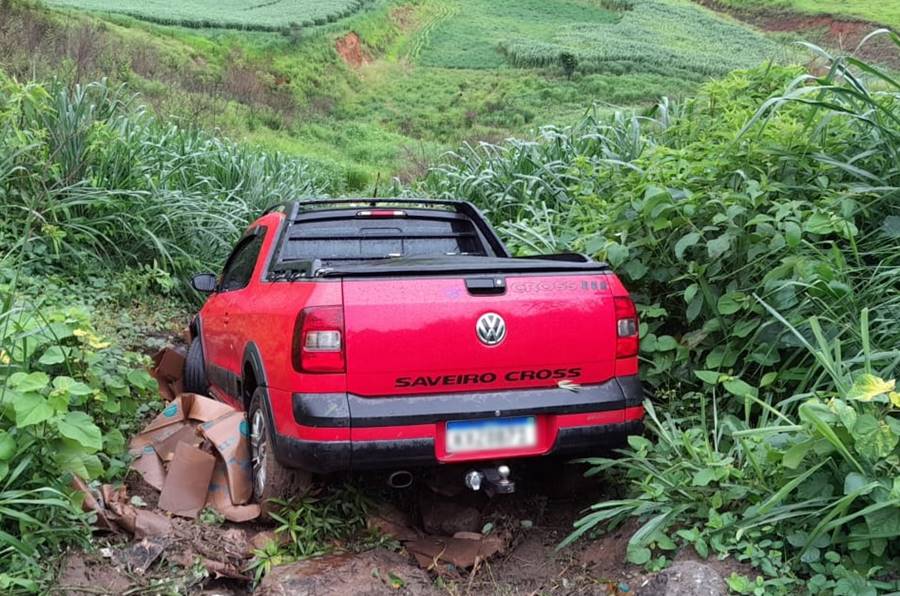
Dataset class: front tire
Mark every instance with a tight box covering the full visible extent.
[183,338,209,395]
[248,388,310,514]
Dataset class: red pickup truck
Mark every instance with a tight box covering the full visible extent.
[186,200,643,502]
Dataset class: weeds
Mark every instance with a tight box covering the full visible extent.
[247,483,382,583]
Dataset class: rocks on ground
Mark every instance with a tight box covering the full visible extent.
[638,561,727,596]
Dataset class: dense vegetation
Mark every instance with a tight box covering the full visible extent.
[0,75,328,590]
[426,40,900,592]
[45,0,376,31]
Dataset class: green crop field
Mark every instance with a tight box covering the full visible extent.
[414,0,619,69]
[415,0,783,79]
[43,0,373,30]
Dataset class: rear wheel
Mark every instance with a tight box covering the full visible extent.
[183,338,209,395]
[248,388,311,515]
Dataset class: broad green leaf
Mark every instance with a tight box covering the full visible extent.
[853,415,897,460]
[38,345,66,366]
[104,429,126,455]
[52,376,92,396]
[799,400,863,473]
[694,370,720,385]
[803,212,834,234]
[126,369,154,390]
[686,294,703,323]
[784,221,802,247]
[707,234,731,259]
[14,393,53,427]
[606,243,628,267]
[56,412,103,452]
[624,259,648,280]
[693,538,709,559]
[733,319,758,338]
[585,235,606,255]
[760,372,778,387]
[674,232,700,259]
[56,444,103,480]
[627,435,653,451]
[844,472,869,496]
[0,431,14,461]
[717,292,744,315]
[692,468,717,487]
[684,283,698,305]
[626,545,651,565]
[847,374,895,402]
[7,372,50,393]
[655,335,678,351]
[783,440,813,469]
[723,378,757,399]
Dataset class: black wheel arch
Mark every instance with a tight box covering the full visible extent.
[241,342,268,410]
[189,315,202,341]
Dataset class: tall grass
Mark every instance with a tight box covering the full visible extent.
[0,77,327,282]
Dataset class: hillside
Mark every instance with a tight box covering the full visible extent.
[1,0,784,189]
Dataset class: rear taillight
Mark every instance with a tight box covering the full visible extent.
[293,306,345,373]
[614,297,639,358]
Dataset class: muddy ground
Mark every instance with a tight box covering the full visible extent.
[52,455,750,595]
[52,460,633,594]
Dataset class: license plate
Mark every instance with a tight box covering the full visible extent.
[445,416,537,454]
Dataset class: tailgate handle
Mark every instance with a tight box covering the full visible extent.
[466,277,506,295]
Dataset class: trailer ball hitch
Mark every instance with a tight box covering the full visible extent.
[464,465,515,496]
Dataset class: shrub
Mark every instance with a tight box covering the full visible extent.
[559,51,578,79]
[425,40,900,589]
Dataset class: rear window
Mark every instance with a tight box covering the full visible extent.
[279,216,487,262]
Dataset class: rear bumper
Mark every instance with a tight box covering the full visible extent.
[267,376,644,474]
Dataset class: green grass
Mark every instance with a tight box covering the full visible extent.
[716,0,900,31]
[44,0,374,31]
[19,0,795,186]
[497,0,784,78]
[415,0,619,69]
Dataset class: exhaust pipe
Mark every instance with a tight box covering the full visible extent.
[387,470,413,489]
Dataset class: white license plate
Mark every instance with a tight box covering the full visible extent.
[445,416,537,454]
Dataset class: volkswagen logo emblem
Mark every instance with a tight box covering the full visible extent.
[476,312,506,346]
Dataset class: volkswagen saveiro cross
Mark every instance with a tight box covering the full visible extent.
[185,199,643,502]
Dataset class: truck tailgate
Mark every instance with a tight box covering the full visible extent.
[342,274,615,397]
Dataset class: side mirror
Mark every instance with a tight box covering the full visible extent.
[191,273,218,294]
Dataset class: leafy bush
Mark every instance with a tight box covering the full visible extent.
[425,39,900,589]
[565,311,899,592]
[0,268,161,590]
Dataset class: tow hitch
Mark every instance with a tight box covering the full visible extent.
[464,465,515,496]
